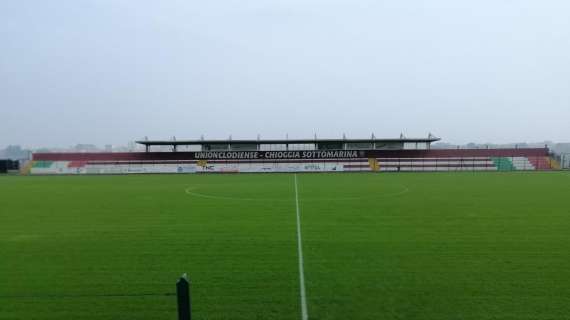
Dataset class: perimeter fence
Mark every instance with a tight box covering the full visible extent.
[560,153,570,169]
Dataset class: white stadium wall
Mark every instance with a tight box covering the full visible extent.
[28,149,553,175]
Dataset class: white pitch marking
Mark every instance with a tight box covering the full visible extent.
[294,174,309,320]
[184,187,288,202]
[184,185,410,203]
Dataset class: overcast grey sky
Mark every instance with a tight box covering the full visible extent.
[1,0,569,148]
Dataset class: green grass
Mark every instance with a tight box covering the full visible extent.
[1,172,570,319]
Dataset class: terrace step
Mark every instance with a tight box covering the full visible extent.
[32,161,54,168]
[528,157,552,170]
[511,157,535,170]
[491,157,515,171]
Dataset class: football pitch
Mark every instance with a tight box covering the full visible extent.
[1,172,570,320]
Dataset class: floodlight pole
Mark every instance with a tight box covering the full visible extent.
[177,274,191,320]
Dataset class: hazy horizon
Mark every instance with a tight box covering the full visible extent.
[2,0,569,149]
[2,138,568,152]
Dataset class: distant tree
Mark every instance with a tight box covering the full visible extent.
[2,145,31,160]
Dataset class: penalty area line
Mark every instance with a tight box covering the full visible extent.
[294,174,309,320]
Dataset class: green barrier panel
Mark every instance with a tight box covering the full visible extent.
[491,157,515,171]
[32,161,54,168]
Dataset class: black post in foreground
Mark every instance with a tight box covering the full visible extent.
[177,274,191,320]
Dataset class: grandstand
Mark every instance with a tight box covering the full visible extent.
[29,135,556,174]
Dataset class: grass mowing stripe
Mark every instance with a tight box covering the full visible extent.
[0,293,175,299]
[294,174,309,320]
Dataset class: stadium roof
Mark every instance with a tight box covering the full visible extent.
[136,136,440,146]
